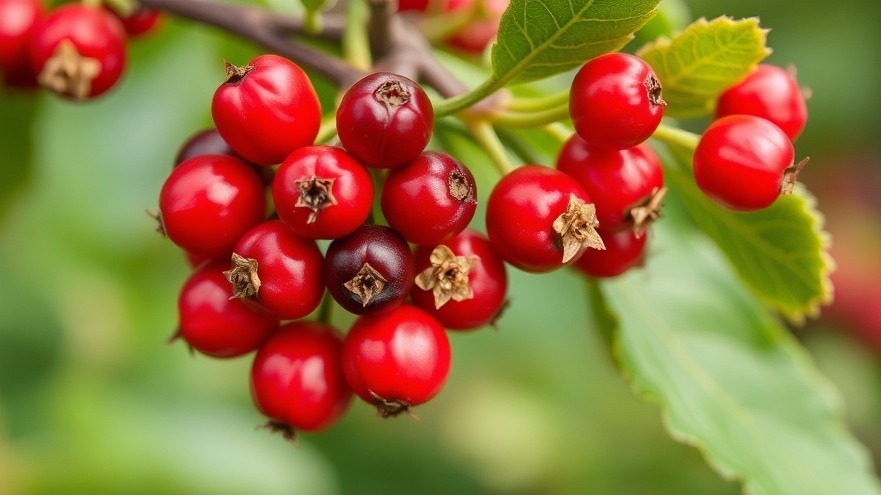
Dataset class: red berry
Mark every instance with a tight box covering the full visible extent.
[444,0,508,54]
[29,3,126,99]
[556,136,664,233]
[715,64,808,141]
[177,260,278,358]
[397,0,431,11]
[486,165,604,273]
[323,224,415,315]
[572,228,647,278]
[0,0,43,87]
[226,220,325,320]
[174,128,240,166]
[251,321,352,435]
[569,52,665,150]
[411,229,508,330]
[342,304,451,417]
[272,145,374,240]
[110,4,162,37]
[381,151,477,245]
[212,54,321,166]
[158,154,266,260]
[336,72,434,169]
[693,115,797,211]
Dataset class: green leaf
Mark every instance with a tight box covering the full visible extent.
[661,144,832,323]
[637,17,771,118]
[592,217,881,495]
[491,0,661,86]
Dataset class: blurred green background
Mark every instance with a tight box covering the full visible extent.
[1,0,880,493]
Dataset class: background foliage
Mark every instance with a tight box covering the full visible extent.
[1,0,880,493]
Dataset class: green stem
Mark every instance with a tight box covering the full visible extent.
[505,90,570,112]
[434,78,501,117]
[470,121,516,175]
[342,0,372,71]
[317,291,334,325]
[651,123,700,152]
[543,122,573,146]
[303,10,323,36]
[492,102,569,127]
[315,114,338,144]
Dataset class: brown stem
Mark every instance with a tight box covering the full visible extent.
[138,0,364,86]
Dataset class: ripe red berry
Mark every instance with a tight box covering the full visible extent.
[411,229,508,330]
[336,72,434,169]
[323,224,415,315]
[272,145,374,240]
[381,151,477,245]
[715,64,808,141]
[0,0,43,87]
[225,220,325,320]
[29,3,126,99]
[251,321,352,436]
[569,52,665,150]
[556,136,664,233]
[693,115,797,211]
[572,228,647,278]
[177,260,278,358]
[212,54,321,166]
[110,5,162,37]
[158,154,266,260]
[486,165,605,273]
[342,304,451,417]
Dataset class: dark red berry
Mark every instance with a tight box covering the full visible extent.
[336,72,433,169]
[110,4,162,37]
[693,115,798,211]
[251,321,352,436]
[225,220,325,320]
[572,228,647,278]
[715,64,807,141]
[174,128,238,165]
[569,52,665,150]
[411,229,508,330]
[556,136,664,233]
[29,3,126,99]
[486,165,605,273]
[272,145,374,240]
[158,154,266,260]
[381,151,477,245]
[177,260,278,358]
[0,0,43,87]
[324,224,415,315]
[342,304,451,417]
[212,54,321,165]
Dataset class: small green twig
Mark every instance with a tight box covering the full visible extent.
[434,78,501,117]
[317,291,334,325]
[303,9,323,36]
[504,90,570,112]
[315,114,338,144]
[342,0,372,71]
[470,120,516,175]
[543,122,573,146]
[492,102,569,127]
[651,123,700,152]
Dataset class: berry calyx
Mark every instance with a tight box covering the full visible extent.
[414,244,478,308]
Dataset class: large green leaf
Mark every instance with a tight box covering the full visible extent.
[491,0,660,85]
[661,144,832,323]
[637,17,770,118]
[591,214,881,495]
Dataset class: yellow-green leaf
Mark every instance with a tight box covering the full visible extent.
[637,16,771,118]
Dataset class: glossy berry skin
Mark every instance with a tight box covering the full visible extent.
[159,154,266,260]
[336,72,433,169]
[715,64,808,141]
[272,145,374,240]
[570,53,665,150]
[693,115,794,211]
[229,220,325,320]
[573,228,646,278]
[324,224,415,316]
[486,165,593,273]
[411,230,508,330]
[29,3,126,99]
[212,54,321,166]
[381,151,477,245]
[0,0,43,87]
[251,321,352,433]
[178,260,278,358]
[342,304,451,415]
[556,135,663,231]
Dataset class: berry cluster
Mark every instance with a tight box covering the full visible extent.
[0,0,160,97]
[695,64,809,211]
[157,55,510,435]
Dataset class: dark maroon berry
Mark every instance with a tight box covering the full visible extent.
[324,224,415,315]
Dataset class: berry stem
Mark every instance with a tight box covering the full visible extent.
[651,123,700,153]
[505,90,570,112]
[470,121,516,175]
[543,122,574,145]
[434,78,501,117]
[342,0,372,71]
[317,291,334,326]
[315,114,339,144]
[491,102,570,127]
